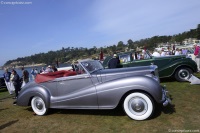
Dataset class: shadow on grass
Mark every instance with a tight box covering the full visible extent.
[0,120,19,130]
[151,104,176,120]
[0,88,7,93]
[0,108,8,112]
[25,106,126,117]
[0,95,13,100]
[160,78,176,83]
[25,103,175,120]
[151,95,176,119]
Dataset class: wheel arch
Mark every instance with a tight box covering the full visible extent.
[17,86,51,108]
[27,92,49,107]
[172,65,194,76]
[117,89,156,109]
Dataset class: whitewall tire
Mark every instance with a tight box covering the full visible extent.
[31,96,48,115]
[123,92,154,120]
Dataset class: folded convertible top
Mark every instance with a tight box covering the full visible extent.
[35,70,77,83]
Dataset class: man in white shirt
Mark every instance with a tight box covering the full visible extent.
[175,48,180,55]
[160,49,166,56]
[152,49,161,57]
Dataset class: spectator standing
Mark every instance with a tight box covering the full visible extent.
[182,48,188,55]
[108,54,120,69]
[10,69,15,92]
[31,68,35,80]
[21,67,29,87]
[3,68,13,95]
[137,52,141,60]
[194,44,200,71]
[175,48,180,55]
[34,68,39,76]
[172,44,176,55]
[166,47,172,55]
[196,51,200,71]
[152,49,161,57]
[194,44,200,56]
[160,49,166,56]
[11,70,21,99]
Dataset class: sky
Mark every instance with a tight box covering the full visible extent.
[0,0,200,66]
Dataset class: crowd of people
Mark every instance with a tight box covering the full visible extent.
[3,65,58,105]
[152,44,200,71]
[152,48,188,57]
[108,43,200,71]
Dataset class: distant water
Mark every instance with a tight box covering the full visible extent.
[0,63,71,79]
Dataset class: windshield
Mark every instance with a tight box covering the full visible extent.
[81,60,104,73]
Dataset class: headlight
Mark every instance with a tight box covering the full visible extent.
[145,73,160,83]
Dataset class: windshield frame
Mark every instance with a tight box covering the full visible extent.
[79,60,104,74]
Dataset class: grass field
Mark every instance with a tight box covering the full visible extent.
[0,73,200,133]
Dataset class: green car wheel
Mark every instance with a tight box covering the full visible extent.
[175,67,192,82]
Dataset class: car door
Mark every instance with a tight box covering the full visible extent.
[121,52,154,67]
[51,65,98,109]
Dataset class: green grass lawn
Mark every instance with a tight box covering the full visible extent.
[0,74,200,133]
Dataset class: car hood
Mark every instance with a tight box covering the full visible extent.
[95,65,158,83]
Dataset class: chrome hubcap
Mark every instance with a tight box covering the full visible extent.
[35,98,44,110]
[178,69,190,80]
[131,100,145,112]
[129,97,147,116]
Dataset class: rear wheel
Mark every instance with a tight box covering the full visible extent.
[175,67,192,82]
[31,96,48,115]
[123,92,154,120]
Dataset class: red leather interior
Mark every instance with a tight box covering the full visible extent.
[35,70,77,83]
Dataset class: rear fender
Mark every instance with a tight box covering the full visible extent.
[17,86,51,108]
[159,58,197,77]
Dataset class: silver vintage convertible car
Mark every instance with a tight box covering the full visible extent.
[16,59,171,120]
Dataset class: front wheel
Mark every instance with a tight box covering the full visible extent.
[175,67,192,82]
[123,92,154,120]
[31,96,48,115]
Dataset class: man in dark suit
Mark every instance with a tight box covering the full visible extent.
[108,54,120,69]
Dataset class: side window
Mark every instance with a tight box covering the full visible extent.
[144,52,151,59]
[119,54,131,63]
[77,65,86,74]
[72,64,86,74]
[132,52,138,60]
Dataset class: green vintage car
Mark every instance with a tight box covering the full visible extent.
[103,51,198,82]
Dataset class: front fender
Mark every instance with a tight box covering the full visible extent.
[159,58,197,78]
[16,86,51,108]
[96,76,163,109]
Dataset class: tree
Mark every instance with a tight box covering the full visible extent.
[4,24,200,67]
[127,39,134,49]
[117,41,125,51]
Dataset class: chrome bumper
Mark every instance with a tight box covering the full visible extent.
[162,85,171,106]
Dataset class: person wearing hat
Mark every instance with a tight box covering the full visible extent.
[194,44,200,71]
[108,53,121,69]
[44,65,53,73]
